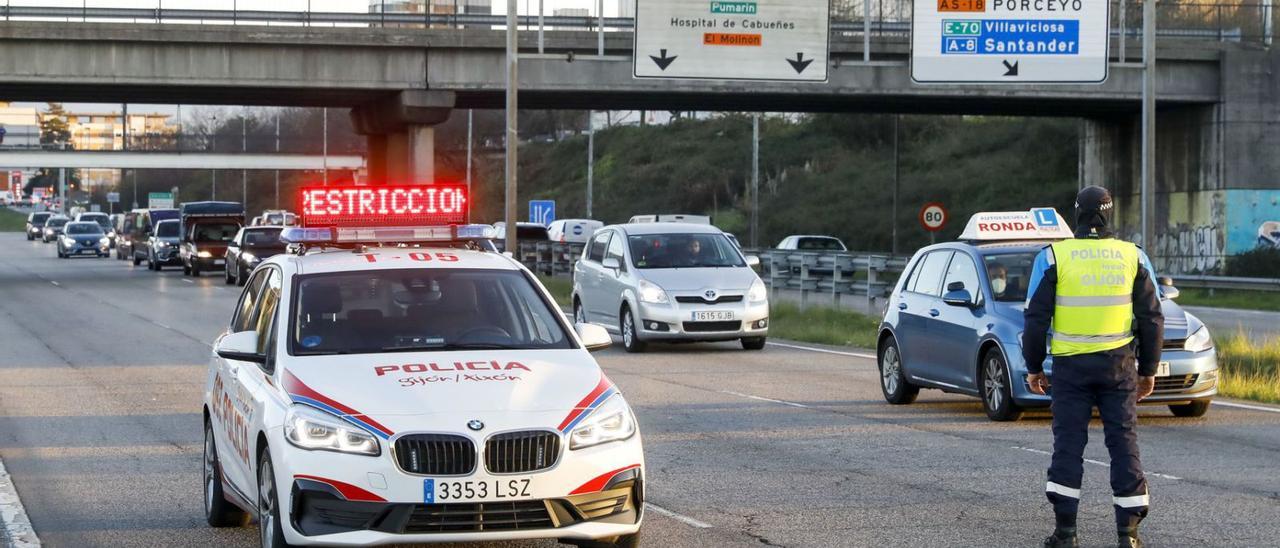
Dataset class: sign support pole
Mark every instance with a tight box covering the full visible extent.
[863,0,871,62]
[586,113,594,219]
[466,109,474,195]
[751,114,760,249]
[1140,0,1155,248]
[58,168,66,215]
[505,0,519,253]
[892,115,900,256]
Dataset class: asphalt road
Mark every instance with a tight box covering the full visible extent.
[1,232,1279,548]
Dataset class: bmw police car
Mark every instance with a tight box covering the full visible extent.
[202,185,644,547]
[877,209,1218,421]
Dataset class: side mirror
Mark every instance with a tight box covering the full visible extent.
[1157,277,1180,299]
[215,331,265,364]
[745,255,761,268]
[943,288,977,308]
[601,257,621,270]
[576,323,612,352]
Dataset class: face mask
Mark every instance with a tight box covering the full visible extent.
[991,278,1007,294]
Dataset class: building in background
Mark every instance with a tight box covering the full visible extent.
[0,103,42,148]
[617,0,634,18]
[369,0,491,27]
[57,110,175,189]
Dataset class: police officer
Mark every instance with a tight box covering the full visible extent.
[1022,186,1163,548]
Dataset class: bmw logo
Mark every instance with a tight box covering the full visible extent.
[704,289,717,300]
[467,420,485,431]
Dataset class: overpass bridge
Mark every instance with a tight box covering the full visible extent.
[0,8,1275,270]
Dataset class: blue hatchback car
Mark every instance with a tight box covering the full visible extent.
[877,210,1219,421]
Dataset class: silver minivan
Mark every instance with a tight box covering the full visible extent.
[572,223,769,352]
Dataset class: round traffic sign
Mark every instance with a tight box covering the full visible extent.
[919,202,948,232]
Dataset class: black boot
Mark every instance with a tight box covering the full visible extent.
[1117,527,1143,548]
[1043,527,1078,547]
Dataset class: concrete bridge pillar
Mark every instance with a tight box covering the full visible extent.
[350,90,454,183]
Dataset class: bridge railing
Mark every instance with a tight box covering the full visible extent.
[0,2,1271,45]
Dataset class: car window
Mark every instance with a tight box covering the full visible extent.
[244,228,283,247]
[626,233,744,269]
[587,231,610,262]
[232,271,269,333]
[797,237,846,251]
[983,252,1036,303]
[291,269,573,355]
[908,250,953,297]
[66,223,102,235]
[155,221,180,238]
[943,253,981,298]
[253,269,283,355]
[606,232,626,268]
[191,222,239,243]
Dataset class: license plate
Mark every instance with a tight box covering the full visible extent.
[424,478,534,504]
[1156,361,1170,377]
[691,310,735,322]
[213,259,224,265]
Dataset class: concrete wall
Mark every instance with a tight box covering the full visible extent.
[1083,46,1280,275]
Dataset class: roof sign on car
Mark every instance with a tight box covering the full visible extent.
[958,208,1074,241]
[298,184,468,228]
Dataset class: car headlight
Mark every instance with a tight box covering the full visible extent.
[198,250,213,258]
[284,405,381,456]
[637,279,669,304]
[62,237,75,246]
[569,394,637,450]
[99,237,109,246]
[242,252,258,263]
[156,241,168,248]
[747,279,768,303]
[1184,325,1213,353]
[107,231,116,238]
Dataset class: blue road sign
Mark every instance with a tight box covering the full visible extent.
[529,200,556,225]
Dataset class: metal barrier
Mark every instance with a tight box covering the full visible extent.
[1171,274,1280,293]
[749,249,908,311]
[512,241,585,278]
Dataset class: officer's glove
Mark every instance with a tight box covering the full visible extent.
[1136,376,1156,401]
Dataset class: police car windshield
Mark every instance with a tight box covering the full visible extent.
[983,252,1035,302]
[292,269,573,355]
[627,233,744,269]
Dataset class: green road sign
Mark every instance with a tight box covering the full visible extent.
[710,1,758,15]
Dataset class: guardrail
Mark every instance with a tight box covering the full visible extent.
[1172,274,1280,293]
[511,241,586,278]
[749,249,908,310]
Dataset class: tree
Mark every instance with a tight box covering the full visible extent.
[25,103,79,197]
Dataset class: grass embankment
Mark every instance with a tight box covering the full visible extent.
[768,301,880,349]
[537,275,574,308]
[1215,333,1280,404]
[1174,288,1280,313]
[0,207,27,232]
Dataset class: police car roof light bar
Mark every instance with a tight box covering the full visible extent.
[279,224,500,246]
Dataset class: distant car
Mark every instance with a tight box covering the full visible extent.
[56,221,110,258]
[128,209,181,266]
[224,226,285,286]
[75,212,113,245]
[145,220,183,271]
[627,214,711,225]
[548,219,604,244]
[25,211,52,241]
[493,221,552,243]
[180,202,245,277]
[42,216,70,243]
[573,223,768,352]
[776,235,848,252]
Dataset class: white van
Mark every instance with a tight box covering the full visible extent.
[548,218,604,243]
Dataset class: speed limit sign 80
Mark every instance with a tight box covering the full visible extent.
[919,203,948,232]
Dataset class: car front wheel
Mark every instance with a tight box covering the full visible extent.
[574,300,587,324]
[1169,400,1211,418]
[204,420,248,527]
[621,307,646,353]
[878,336,919,405]
[225,263,236,285]
[258,451,296,548]
[980,349,1024,421]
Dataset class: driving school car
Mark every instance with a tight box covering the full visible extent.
[877,209,1218,421]
[202,185,644,547]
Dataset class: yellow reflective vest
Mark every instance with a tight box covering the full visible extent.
[1049,238,1140,356]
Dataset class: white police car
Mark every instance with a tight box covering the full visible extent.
[877,209,1218,421]
[202,186,644,547]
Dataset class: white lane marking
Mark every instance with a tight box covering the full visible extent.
[47,281,58,287]
[155,322,173,330]
[720,390,811,409]
[644,502,713,529]
[1012,446,1181,481]
[182,279,194,284]
[767,341,876,359]
[0,457,41,548]
[1212,400,1280,414]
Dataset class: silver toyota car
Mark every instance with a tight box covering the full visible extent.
[572,223,769,352]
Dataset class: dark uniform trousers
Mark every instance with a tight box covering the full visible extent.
[1046,346,1150,531]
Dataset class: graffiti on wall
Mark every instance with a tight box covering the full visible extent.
[1261,221,1280,248]
[1153,191,1227,275]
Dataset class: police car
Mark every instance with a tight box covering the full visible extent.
[202,185,644,547]
[877,209,1218,421]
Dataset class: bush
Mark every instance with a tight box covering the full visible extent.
[1226,247,1280,278]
